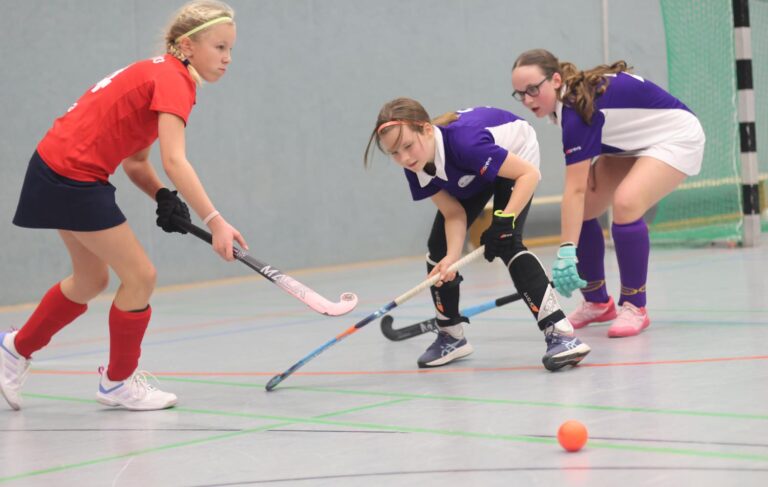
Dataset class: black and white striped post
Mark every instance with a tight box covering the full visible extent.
[733,0,761,246]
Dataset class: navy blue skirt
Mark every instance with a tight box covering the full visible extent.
[13,151,126,231]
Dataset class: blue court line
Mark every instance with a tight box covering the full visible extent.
[36,313,330,362]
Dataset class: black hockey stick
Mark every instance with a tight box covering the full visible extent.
[380,292,523,341]
[172,217,358,316]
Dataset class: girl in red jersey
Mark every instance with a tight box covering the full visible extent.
[0,1,243,411]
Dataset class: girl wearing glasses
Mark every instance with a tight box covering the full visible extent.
[364,97,591,370]
[511,49,705,337]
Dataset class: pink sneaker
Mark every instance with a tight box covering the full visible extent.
[608,302,650,338]
[567,296,618,329]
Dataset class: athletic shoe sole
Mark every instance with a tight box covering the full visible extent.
[608,317,650,338]
[418,343,474,368]
[542,343,592,371]
[96,394,178,411]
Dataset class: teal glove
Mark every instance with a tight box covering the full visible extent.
[552,243,587,298]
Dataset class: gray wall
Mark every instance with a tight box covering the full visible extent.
[0,0,666,306]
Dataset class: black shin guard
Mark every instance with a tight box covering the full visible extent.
[427,258,464,323]
[507,251,565,331]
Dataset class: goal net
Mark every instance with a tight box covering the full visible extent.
[654,0,766,243]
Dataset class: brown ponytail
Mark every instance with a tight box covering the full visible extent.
[431,112,460,127]
[514,49,631,124]
[559,60,630,123]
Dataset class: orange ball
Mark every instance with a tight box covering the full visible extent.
[557,420,588,452]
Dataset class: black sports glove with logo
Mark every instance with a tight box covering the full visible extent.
[479,211,516,262]
[155,188,190,234]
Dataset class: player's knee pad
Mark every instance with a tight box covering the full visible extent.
[508,251,565,329]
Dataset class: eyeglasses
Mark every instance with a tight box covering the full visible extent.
[511,76,551,101]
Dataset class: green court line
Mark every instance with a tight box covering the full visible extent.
[314,398,412,418]
[0,395,409,484]
[159,377,768,421]
[2,390,767,485]
[0,388,768,483]
[174,407,768,462]
[0,420,291,483]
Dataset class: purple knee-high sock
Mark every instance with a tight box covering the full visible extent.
[611,219,650,308]
[576,218,609,303]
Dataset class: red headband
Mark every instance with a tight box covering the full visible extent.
[376,120,407,134]
[376,120,430,134]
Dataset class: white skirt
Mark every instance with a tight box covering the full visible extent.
[602,111,706,176]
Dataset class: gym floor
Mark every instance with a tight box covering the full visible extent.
[1,241,767,486]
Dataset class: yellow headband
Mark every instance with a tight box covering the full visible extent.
[176,17,232,42]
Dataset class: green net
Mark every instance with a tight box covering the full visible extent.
[655,0,742,243]
[751,0,768,230]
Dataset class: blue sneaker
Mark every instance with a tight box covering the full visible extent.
[542,331,591,371]
[417,331,474,368]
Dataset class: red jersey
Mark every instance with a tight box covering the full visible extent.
[37,54,196,182]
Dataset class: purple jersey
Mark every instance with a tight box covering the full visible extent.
[555,72,697,164]
[406,107,538,201]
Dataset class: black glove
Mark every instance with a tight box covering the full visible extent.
[479,211,516,262]
[155,188,190,234]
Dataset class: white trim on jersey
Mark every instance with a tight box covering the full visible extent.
[550,88,566,126]
[418,120,541,187]
[417,125,448,188]
[486,120,541,173]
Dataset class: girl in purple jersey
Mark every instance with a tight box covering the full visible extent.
[364,97,590,371]
[511,49,705,337]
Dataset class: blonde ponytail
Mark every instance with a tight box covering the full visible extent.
[163,0,235,86]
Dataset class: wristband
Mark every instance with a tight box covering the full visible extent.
[203,210,220,225]
[493,210,516,218]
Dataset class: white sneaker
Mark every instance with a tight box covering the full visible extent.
[0,331,31,410]
[96,367,177,411]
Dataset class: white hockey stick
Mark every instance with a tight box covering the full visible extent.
[265,246,485,391]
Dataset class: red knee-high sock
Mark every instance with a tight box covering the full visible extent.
[107,303,151,381]
[15,283,88,358]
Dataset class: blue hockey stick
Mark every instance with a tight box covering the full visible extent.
[265,246,485,391]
